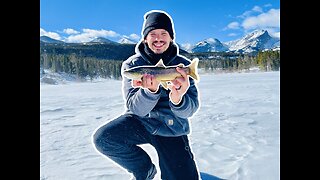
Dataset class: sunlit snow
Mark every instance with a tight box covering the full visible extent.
[40,71,280,180]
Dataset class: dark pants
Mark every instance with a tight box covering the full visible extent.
[93,114,199,180]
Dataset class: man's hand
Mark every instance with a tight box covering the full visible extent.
[132,74,160,93]
[168,67,190,105]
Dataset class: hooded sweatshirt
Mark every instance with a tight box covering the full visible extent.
[121,41,199,137]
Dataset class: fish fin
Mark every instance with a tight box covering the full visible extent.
[155,59,166,68]
[177,63,184,68]
[188,58,200,82]
[160,81,168,90]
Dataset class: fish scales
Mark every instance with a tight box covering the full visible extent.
[122,58,199,89]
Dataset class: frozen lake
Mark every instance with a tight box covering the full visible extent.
[40,71,280,180]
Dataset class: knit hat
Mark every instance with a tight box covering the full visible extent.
[142,10,175,40]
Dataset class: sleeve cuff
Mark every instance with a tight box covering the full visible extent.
[143,88,161,99]
[170,95,186,109]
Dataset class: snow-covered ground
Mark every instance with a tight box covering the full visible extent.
[40,71,280,180]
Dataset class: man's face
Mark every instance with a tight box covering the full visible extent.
[145,29,172,54]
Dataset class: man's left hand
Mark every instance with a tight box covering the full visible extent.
[168,67,190,105]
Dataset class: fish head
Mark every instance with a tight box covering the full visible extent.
[122,68,144,80]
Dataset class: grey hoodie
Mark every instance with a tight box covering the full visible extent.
[121,41,199,137]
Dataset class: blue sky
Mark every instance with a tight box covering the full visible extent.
[40,0,280,46]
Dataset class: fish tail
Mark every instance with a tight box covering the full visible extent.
[188,58,200,81]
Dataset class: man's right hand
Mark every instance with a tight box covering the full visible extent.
[132,74,160,93]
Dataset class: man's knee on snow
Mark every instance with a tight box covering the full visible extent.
[92,125,126,154]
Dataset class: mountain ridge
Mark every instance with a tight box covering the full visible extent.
[40,29,280,54]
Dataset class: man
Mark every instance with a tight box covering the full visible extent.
[93,10,200,180]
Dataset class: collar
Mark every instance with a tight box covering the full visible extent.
[137,41,178,65]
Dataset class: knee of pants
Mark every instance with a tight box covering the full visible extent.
[92,126,119,154]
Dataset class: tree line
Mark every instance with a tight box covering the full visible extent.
[196,50,280,73]
[40,50,279,80]
[40,53,122,80]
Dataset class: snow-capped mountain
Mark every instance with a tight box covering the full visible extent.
[41,29,280,54]
[118,37,137,44]
[40,36,65,44]
[225,30,279,53]
[191,38,229,53]
[89,37,117,44]
[178,29,280,53]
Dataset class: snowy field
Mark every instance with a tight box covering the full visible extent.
[40,71,280,180]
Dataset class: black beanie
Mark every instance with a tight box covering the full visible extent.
[142,11,174,40]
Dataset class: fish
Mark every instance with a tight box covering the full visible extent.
[122,58,199,89]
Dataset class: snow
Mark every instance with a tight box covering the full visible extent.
[40,71,280,180]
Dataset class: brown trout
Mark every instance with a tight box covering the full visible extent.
[122,58,199,89]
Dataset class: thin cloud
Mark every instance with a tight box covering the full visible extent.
[238,6,263,19]
[252,6,263,13]
[230,5,265,30]
[224,6,280,39]
[264,4,272,8]
[63,28,80,35]
[181,43,192,50]
[227,22,240,29]
[242,8,280,30]
[129,34,140,40]
[273,32,280,38]
[82,29,119,37]
[40,28,62,40]
[64,28,120,43]
[228,33,238,37]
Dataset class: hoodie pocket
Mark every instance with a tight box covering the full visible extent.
[138,117,163,135]
[155,113,190,137]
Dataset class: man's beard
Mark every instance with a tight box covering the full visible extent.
[152,41,167,54]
